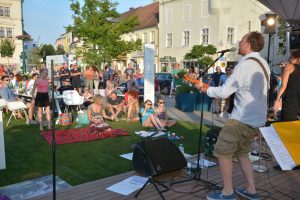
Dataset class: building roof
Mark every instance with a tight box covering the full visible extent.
[119,2,159,31]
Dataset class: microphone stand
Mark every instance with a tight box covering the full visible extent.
[170,53,225,191]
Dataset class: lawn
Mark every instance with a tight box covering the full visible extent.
[0,117,211,187]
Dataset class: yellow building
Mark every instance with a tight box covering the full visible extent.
[0,0,23,69]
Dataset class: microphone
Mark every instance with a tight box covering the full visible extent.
[217,47,236,54]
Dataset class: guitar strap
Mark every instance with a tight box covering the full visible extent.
[246,57,270,108]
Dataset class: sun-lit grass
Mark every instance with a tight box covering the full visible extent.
[0,117,211,186]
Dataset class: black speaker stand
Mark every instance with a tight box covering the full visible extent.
[135,177,169,200]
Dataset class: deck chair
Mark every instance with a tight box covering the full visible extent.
[62,90,84,112]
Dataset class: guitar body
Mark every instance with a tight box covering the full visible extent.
[225,93,235,113]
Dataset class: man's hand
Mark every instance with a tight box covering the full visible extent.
[195,81,203,90]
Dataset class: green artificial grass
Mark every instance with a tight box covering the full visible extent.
[0,117,211,187]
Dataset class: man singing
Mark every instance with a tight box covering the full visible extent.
[197,31,270,200]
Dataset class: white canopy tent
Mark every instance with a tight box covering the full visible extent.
[258,0,300,23]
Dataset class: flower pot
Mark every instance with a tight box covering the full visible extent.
[176,93,197,112]
[175,95,181,109]
[195,92,212,112]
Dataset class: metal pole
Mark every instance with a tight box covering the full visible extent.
[51,60,56,200]
[21,0,26,73]
[267,33,271,64]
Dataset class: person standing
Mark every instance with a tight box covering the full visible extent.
[218,66,232,118]
[169,63,180,97]
[124,63,135,81]
[31,69,51,131]
[59,63,70,85]
[92,65,100,95]
[84,66,94,93]
[70,63,82,94]
[197,32,269,200]
[274,50,300,121]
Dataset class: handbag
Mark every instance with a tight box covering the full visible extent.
[225,57,270,113]
[59,113,72,125]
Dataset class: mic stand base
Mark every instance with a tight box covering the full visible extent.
[253,164,268,173]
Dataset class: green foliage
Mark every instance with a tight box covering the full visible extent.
[56,44,65,55]
[277,17,287,55]
[40,44,56,62]
[0,39,15,66]
[175,70,198,95]
[67,0,142,65]
[184,44,217,68]
[27,47,42,66]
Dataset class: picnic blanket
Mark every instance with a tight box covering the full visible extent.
[41,126,129,145]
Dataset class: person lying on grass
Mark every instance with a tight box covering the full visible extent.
[140,99,166,131]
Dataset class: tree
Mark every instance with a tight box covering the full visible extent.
[67,0,142,66]
[277,17,287,55]
[56,44,65,55]
[0,39,15,66]
[184,44,217,69]
[39,44,56,62]
[27,47,42,66]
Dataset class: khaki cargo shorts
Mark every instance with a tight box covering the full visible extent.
[213,119,259,159]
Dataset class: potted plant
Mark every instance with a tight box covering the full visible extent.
[175,73,198,112]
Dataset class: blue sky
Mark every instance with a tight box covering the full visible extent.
[23,0,152,45]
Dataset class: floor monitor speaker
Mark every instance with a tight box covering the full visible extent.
[132,138,187,177]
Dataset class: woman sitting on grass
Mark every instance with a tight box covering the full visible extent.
[140,99,166,131]
[126,90,140,122]
[88,95,113,131]
[155,97,176,127]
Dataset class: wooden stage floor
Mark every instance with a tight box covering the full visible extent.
[31,155,300,200]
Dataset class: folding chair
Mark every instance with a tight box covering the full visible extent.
[6,100,28,127]
[62,90,84,112]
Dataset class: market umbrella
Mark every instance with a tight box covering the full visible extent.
[258,0,300,23]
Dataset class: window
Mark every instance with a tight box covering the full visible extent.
[166,9,173,25]
[4,7,9,17]
[201,28,209,44]
[142,33,147,44]
[0,27,4,37]
[201,0,210,17]
[0,7,3,16]
[183,4,191,21]
[227,27,234,43]
[166,33,172,48]
[6,28,12,38]
[150,31,155,43]
[183,31,190,47]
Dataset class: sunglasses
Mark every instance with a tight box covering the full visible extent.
[159,102,165,104]
[147,103,152,106]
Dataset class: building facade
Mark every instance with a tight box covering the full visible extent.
[118,2,159,73]
[158,0,279,72]
[0,0,23,69]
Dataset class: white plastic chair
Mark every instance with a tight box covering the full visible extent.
[6,100,28,127]
[62,90,84,112]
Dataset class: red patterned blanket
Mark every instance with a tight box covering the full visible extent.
[40,126,129,145]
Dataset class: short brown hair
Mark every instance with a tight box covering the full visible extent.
[247,31,264,52]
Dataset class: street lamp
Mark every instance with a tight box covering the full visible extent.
[21,0,26,73]
[261,13,277,64]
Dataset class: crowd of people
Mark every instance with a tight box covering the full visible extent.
[0,62,176,131]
